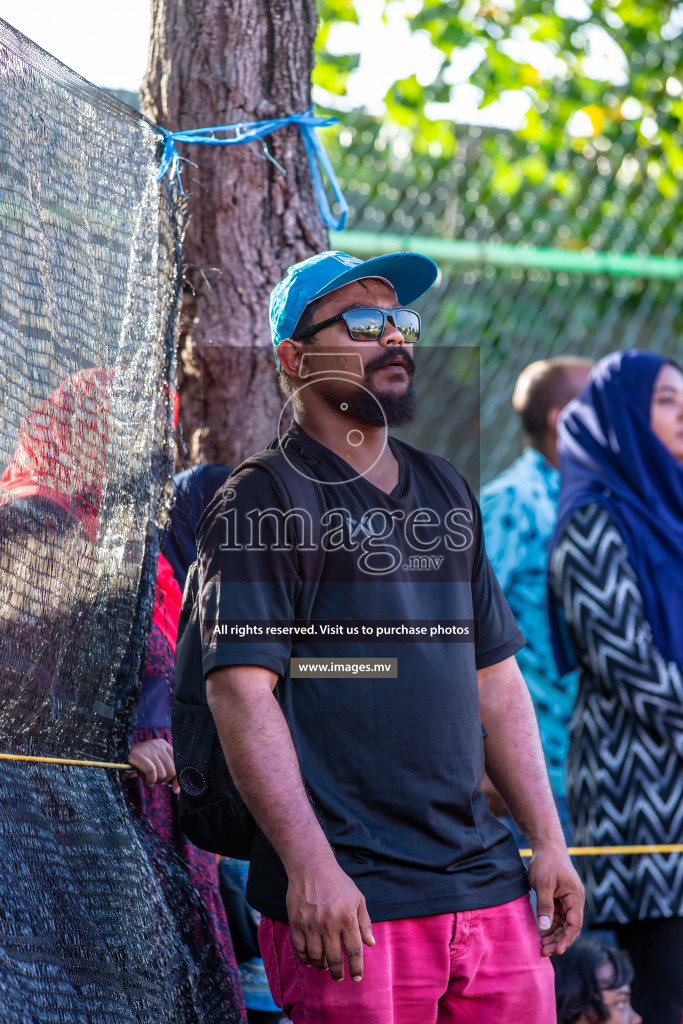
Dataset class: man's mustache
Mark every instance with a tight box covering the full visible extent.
[364,349,416,377]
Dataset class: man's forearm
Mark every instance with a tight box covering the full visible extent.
[477,657,564,849]
[206,664,375,980]
[206,665,334,874]
[478,655,585,954]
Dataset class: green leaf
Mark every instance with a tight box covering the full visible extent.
[314,0,682,202]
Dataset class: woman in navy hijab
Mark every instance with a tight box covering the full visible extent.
[548,350,683,1024]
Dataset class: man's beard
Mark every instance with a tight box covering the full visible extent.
[317,349,417,427]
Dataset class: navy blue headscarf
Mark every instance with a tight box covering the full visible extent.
[162,462,233,590]
[549,349,683,673]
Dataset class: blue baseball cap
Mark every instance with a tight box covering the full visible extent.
[269,250,439,361]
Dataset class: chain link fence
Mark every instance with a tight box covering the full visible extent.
[323,113,683,489]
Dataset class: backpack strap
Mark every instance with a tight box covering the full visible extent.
[420,450,474,515]
[228,442,326,622]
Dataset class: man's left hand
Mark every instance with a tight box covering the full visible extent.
[528,843,584,956]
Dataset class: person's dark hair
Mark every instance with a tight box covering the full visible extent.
[554,940,634,1024]
[512,356,593,443]
[278,298,321,397]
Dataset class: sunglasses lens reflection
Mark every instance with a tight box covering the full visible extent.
[345,310,384,339]
[394,310,420,341]
[343,309,420,342]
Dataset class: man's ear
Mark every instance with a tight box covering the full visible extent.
[277,338,302,377]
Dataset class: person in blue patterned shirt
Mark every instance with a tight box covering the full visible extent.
[480,357,592,832]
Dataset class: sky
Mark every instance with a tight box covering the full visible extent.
[0,0,151,92]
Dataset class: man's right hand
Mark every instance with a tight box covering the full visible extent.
[286,856,375,983]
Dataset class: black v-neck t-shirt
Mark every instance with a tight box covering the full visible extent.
[198,425,528,922]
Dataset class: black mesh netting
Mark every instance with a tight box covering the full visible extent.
[0,19,244,1023]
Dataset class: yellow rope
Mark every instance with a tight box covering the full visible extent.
[0,752,132,769]
[519,845,683,857]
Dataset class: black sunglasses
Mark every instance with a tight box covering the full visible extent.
[294,306,421,343]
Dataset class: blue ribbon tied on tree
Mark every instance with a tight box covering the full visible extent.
[154,107,348,231]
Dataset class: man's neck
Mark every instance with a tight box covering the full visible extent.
[293,407,400,493]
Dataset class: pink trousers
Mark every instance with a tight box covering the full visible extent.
[258,893,556,1024]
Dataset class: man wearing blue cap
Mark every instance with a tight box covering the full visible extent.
[199,251,582,1023]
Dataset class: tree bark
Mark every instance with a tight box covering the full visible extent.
[141,0,328,466]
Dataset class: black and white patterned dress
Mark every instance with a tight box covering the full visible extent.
[550,502,683,926]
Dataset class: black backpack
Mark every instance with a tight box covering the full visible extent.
[172,444,324,858]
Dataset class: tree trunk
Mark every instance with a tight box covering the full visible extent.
[141,0,328,466]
